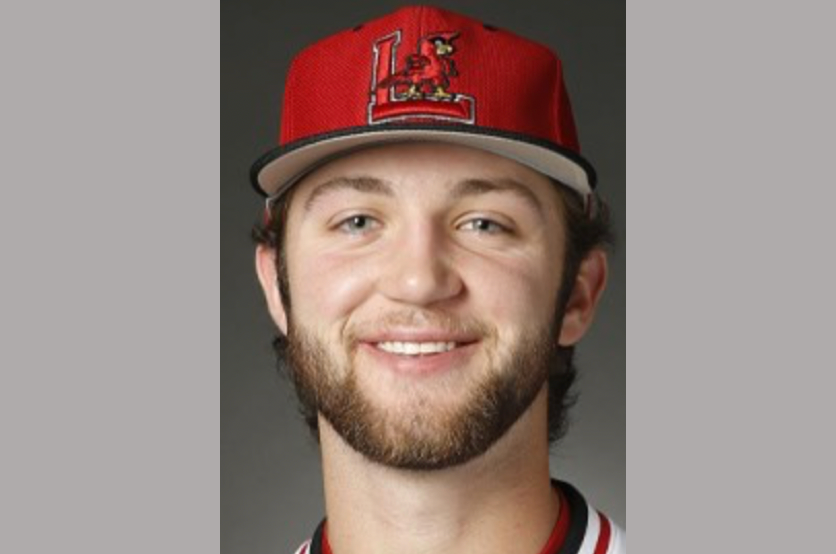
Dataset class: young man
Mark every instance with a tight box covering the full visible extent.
[251,6,624,554]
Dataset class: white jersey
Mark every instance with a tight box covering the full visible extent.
[292,481,625,554]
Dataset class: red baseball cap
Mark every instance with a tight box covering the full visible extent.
[251,5,596,202]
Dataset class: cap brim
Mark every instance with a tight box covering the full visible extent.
[251,124,597,200]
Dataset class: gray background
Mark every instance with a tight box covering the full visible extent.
[222,1,624,552]
[6,1,836,553]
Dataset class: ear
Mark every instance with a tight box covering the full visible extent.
[558,249,609,347]
[255,244,289,335]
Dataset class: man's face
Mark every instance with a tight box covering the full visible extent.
[272,143,570,470]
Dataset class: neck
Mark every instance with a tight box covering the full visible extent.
[319,387,559,554]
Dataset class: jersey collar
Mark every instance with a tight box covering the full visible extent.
[308,480,589,554]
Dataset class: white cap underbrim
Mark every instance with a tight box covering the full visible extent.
[252,127,595,200]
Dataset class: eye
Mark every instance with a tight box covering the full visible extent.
[335,214,380,235]
[458,217,509,235]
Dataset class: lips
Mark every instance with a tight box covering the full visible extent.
[357,328,481,345]
[357,331,482,376]
[361,337,480,358]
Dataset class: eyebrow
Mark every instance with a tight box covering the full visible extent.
[303,175,545,220]
[303,176,394,213]
[450,178,545,220]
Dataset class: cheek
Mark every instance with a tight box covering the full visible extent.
[288,249,378,327]
[460,251,563,333]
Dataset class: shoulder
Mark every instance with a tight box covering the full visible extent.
[558,480,626,554]
[584,510,626,554]
[607,520,627,554]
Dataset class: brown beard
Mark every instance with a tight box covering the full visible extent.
[284,310,563,471]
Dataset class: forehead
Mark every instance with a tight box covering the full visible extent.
[288,142,562,212]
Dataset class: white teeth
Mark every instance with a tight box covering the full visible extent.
[376,341,458,356]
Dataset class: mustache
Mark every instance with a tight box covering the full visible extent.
[344,310,495,345]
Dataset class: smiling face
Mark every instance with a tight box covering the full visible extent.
[258,142,587,470]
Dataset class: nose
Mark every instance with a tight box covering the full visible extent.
[377,220,464,307]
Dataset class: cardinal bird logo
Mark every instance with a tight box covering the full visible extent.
[377,32,460,100]
[368,30,476,125]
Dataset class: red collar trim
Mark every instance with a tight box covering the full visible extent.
[538,484,571,554]
[322,522,332,554]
